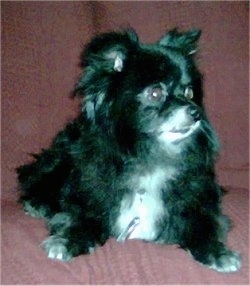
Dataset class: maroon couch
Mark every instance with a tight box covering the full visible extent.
[2,2,249,284]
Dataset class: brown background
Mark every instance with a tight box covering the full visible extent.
[2,1,249,284]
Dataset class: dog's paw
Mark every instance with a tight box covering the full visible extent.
[207,250,241,273]
[41,235,72,261]
[41,235,97,261]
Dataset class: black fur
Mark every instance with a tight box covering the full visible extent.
[17,29,241,272]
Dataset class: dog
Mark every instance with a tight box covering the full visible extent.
[17,29,241,272]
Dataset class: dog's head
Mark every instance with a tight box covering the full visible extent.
[75,29,218,157]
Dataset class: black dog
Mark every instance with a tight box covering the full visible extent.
[17,29,241,272]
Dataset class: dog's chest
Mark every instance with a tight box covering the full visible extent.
[115,168,170,242]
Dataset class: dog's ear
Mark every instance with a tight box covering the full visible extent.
[81,30,138,72]
[158,28,201,55]
[74,30,139,121]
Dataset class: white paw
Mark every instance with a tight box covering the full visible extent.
[41,235,72,261]
[88,246,96,254]
[208,251,241,273]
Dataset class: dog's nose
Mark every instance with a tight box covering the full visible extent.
[188,106,201,121]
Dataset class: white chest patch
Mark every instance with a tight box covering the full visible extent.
[115,168,171,242]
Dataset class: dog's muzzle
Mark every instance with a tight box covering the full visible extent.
[158,105,201,142]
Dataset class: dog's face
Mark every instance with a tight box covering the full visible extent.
[76,29,218,155]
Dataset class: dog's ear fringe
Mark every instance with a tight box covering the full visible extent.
[158,28,201,55]
[72,30,139,120]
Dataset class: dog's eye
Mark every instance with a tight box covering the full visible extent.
[147,87,165,102]
[184,86,194,99]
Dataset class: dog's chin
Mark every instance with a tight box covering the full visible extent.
[158,120,201,143]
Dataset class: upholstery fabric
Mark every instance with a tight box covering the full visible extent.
[2,1,249,284]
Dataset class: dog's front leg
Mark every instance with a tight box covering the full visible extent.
[41,212,108,261]
[179,212,241,272]
[187,240,241,273]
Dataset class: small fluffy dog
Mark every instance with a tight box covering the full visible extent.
[17,29,241,272]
